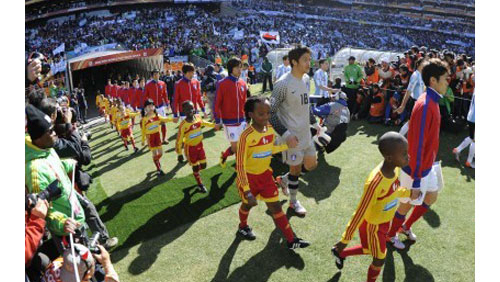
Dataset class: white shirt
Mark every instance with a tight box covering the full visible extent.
[275,64,291,81]
[407,70,425,100]
[314,69,329,98]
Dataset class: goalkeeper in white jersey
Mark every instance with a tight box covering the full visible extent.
[270,45,321,216]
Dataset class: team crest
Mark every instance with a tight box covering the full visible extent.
[230,132,235,139]
[291,154,297,161]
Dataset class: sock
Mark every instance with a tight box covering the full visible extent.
[130,137,137,149]
[301,164,308,174]
[399,121,409,136]
[272,211,295,243]
[387,211,406,238]
[161,124,167,142]
[239,206,249,228]
[222,146,234,160]
[288,174,299,203]
[340,245,365,258]
[467,141,475,164]
[123,139,128,149]
[193,171,202,185]
[456,136,472,153]
[404,202,429,229]
[153,155,162,171]
[367,264,382,282]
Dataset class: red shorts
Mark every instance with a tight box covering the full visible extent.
[147,132,162,150]
[237,169,279,203]
[359,220,390,259]
[120,127,132,139]
[184,142,206,166]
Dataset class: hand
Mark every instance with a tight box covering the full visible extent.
[63,218,81,234]
[31,199,49,219]
[214,124,222,131]
[334,241,347,254]
[64,109,73,124]
[246,191,257,207]
[177,155,184,162]
[27,59,42,82]
[410,189,421,200]
[395,106,405,115]
[286,135,299,148]
[173,117,179,123]
[92,245,111,266]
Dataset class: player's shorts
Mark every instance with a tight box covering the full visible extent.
[359,220,390,260]
[400,161,444,205]
[223,122,247,143]
[156,105,167,117]
[147,132,162,150]
[184,142,206,166]
[237,169,280,204]
[120,127,132,139]
[283,139,317,166]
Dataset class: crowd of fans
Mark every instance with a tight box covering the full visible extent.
[26,0,474,65]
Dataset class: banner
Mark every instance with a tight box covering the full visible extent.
[70,48,163,71]
[52,43,65,56]
[50,59,66,75]
[79,18,87,27]
[233,30,244,40]
[260,31,280,44]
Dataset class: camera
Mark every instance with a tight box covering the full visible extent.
[29,52,51,76]
[25,179,62,211]
[74,227,102,254]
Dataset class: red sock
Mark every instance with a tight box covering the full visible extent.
[387,211,406,238]
[123,139,128,149]
[193,171,202,185]
[153,155,161,170]
[404,203,429,229]
[161,124,167,142]
[367,264,382,282]
[340,245,365,258]
[272,211,295,243]
[239,206,249,228]
[222,146,234,160]
[130,137,137,149]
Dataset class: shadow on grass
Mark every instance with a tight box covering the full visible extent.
[423,208,441,228]
[383,242,435,282]
[301,152,342,203]
[110,171,237,275]
[210,229,305,282]
[91,146,150,178]
[326,272,342,282]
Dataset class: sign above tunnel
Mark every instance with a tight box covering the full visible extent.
[70,48,163,71]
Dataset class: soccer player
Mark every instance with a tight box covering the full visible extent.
[274,55,291,83]
[453,90,475,168]
[331,131,420,282]
[397,58,426,136]
[145,69,169,144]
[173,64,206,122]
[236,95,310,249]
[314,58,339,106]
[141,99,173,176]
[176,101,215,193]
[271,45,321,216]
[116,103,140,153]
[105,78,112,98]
[214,58,248,168]
[387,58,449,249]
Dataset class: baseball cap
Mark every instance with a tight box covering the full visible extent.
[26,104,53,140]
[60,243,95,282]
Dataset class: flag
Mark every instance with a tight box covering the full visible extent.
[259,31,280,44]
[52,43,65,56]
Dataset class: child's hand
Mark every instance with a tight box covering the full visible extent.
[334,241,347,254]
[410,189,421,200]
[177,155,184,162]
[245,191,257,207]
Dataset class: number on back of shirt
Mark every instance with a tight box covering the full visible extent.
[300,93,308,105]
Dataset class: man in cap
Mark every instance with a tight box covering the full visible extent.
[343,56,363,114]
[41,243,120,282]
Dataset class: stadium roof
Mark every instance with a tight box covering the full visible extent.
[67,50,127,64]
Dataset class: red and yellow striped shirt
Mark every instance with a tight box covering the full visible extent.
[175,115,214,155]
[236,125,287,192]
[140,114,173,143]
[340,163,410,244]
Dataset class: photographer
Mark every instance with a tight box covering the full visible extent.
[38,98,118,249]
[25,197,49,265]
[343,56,363,114]
[42,244,120,282]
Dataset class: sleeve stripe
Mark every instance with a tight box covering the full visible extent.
[413,95,430,180]
[236,129,252,187]
[344,174,382,239]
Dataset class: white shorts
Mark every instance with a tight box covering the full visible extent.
[283,139,317,166]
[223,122,247,143]
[400,161,444,205]
[157,105,167,117]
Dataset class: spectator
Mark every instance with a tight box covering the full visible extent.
[343,56,363,115]
[314,59,338,106]
[368,84,385,123]
[77,88,88,124]
[274,55,291,83]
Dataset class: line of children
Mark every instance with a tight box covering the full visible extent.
[115,102,140,153]
[175,101,215,193]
